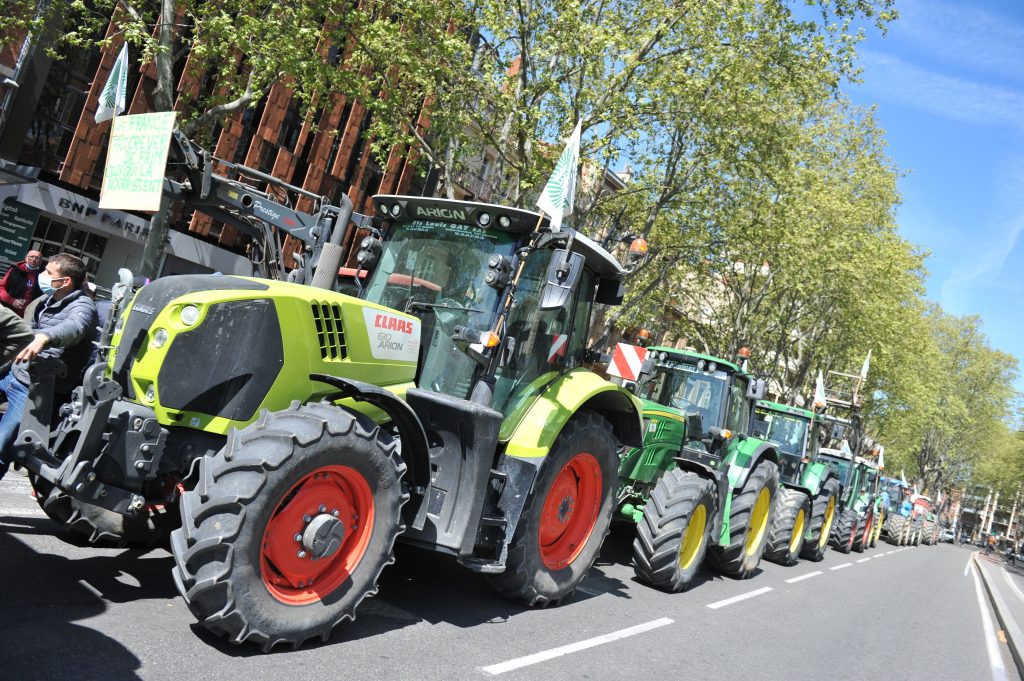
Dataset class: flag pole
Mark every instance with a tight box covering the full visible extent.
[492,208,548,337]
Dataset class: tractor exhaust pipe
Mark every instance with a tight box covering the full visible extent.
[311,194,354,291]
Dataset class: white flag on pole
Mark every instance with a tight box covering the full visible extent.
[535,121,582,232]
[95,44,129,124]
[860,349,872,380]
[877,445,885,470]
[813,370,827,409]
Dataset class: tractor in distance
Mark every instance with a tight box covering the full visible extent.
[816,421,882,554]
[11,132,646,650]
[616,346,782,593]
[880,476,914,545]
[749,401,841,564]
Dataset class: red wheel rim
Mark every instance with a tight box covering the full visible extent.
[538,452,603,570]
[261,465,374,605]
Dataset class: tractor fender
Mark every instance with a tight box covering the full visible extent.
[799,461,832,497]
[674,457,729,547]
[503,368,643,460]
[727,439,779,492]
[310,373,430,491]
[781,481,814,504]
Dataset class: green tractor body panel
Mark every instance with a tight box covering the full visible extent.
[502,368,643,459]
[616,398,687,486]
[799,461,829,498]
[109,277,420,435]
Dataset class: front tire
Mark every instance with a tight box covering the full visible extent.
[633,469,717,592]
[170,402,407,651]
[800,478,839,562]
[708,460,779,578]
[764,487,810,567]
[487,412,617,606]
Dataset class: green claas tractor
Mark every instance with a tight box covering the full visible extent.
[11,133,644,649]
[749,402,841,564]
[617,347,781,592]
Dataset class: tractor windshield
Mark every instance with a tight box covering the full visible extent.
[751,407,808,482]
[638,364,728,431]
[363,220,516,398]
[819,454,854,487]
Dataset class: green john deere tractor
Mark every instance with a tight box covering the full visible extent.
[818,428,883,554]
[750,401,840,564]
[617,347,781,592]
[12,134,644,649]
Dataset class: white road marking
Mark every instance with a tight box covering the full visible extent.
[887,550,897,555]
[967,551,979,577]
[480,618,674,675]
[830,562,853,571]
[873,553,885,558]
[706,587,774,610]
[1002,566,1024,605]
[856,557,872,563]
[785,571,822,584]
[972,561,1009,681]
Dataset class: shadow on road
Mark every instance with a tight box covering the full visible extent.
[0,516,151,680]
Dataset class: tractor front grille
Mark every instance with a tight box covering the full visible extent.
[311,303,347,360]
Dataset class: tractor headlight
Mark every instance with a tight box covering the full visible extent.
[151,328,168,348]
[180,305,200,326]
[144,384,156,403]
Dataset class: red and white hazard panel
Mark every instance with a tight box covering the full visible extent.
[607,343,647,381]
[548,334,568,363]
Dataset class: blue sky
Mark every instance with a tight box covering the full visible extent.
[845,0,1024,389]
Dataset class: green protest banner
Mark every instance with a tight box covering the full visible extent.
[99,111,177,212]
[0,197,40,274]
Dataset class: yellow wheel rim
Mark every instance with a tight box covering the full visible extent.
[745,488,771,557]
[789,508,806,555]
[678,504,707,570]
[819,496,836,549]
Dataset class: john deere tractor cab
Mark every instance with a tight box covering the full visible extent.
[750,402,840,564]
[11,133,644,650]
[617,346,781,592]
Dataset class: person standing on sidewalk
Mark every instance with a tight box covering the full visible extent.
[0,250,43,317]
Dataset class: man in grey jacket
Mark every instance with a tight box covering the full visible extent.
[0,253,97,481]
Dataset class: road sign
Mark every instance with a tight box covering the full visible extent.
[607,343,647,381]
[99,111,177,212]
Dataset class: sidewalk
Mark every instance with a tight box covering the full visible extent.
[977,550,1024,678]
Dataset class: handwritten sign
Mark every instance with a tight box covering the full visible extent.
[99,111,177,212]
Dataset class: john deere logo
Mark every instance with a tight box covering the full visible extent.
[414,206,466,221]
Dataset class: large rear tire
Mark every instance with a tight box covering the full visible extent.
[800,478,839,562]
[487,412,617,606]
[707,459,779,578]
[922,519,935,545]
[831,508,858,554]
[764,487,810,567]
[884,514,907,545]
[853,512,871,553]
[29,473,179,547]
[170,402,407,651]
[633,469,717,592]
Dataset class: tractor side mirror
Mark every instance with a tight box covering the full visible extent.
[639,356,656,378]
[685,412,704,441]
[621,379,639,394]
[830,424,846,441]
[745,378,766,400]
[539,250,584,310]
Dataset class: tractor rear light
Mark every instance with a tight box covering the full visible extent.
[180,305,200,326]
[151,328,169,348]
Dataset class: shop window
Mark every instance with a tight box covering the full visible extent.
[30,216,108,276]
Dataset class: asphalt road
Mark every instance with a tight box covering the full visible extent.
[0,473,1016,681]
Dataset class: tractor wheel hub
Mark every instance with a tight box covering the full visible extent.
[302,513,346,559]
[558,496,575,523]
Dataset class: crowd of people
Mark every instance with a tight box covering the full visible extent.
[0,250,99,482]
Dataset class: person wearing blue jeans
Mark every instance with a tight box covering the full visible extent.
[0,253,97,481]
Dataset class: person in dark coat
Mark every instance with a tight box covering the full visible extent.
[0,250,43,317]
[0,306,33,363]
[0,253,97,481]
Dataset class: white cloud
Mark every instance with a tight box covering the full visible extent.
[894,0,1024,85]
[858,50,1024,131]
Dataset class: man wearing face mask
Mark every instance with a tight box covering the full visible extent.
[0,253,97,481]
[0,249,43,317]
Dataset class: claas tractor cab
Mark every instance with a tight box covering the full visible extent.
[750,401,841,564]
[617,346,782,592]
[10,133,644,650]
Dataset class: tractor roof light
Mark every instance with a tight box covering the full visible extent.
[737,346,751,359]
[628,237,649,256]
[498,215,511,228]
[721,429,733,439]
[477,212,492,227]
[481,330,501,348]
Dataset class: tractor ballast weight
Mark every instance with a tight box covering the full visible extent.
[12,135,644,650]
[617,346,781,593]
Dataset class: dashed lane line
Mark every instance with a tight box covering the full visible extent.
[706,587,774,610]
[830,562,853,571]
[856,557,872,563]
[888,550,897,555]
[972,561,1010,681]
[785,571,822,584]
[480,618,674,675]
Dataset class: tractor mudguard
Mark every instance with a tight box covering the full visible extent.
[781,481,814,504]
[799,461,831,497]
[502,368,643,459]
[674,457,728,549]
[726,439,779,491]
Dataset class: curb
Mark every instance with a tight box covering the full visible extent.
[974,552,1024,679]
